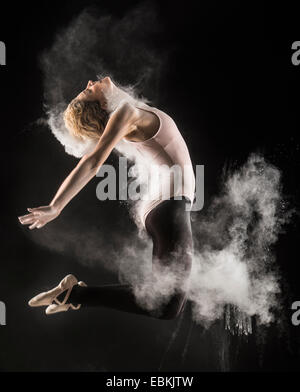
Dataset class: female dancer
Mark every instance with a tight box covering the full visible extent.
[18,76,195,320]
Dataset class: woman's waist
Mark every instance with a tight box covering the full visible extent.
[138,192,193,229]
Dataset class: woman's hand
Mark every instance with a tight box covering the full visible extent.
[18,205,61,230]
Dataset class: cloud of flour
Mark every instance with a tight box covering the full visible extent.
[39,2,166,158]
[187,153,292,327]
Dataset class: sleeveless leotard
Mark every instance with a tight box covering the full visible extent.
[123,102,195,229]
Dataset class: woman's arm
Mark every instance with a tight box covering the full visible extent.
[18,102,136,229]
[48,153,102,214]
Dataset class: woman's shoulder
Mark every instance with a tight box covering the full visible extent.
[106,101,141,137]
[110,100,138,119]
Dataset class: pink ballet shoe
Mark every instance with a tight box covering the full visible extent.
[44,280,87,315]
[28,274,81,308]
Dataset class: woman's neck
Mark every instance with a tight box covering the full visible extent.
[103,83,139,114]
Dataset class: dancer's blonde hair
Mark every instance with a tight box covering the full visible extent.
[63,98,108,140]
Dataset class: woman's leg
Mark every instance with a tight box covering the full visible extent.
[67,197,194,320]
[144,196,194,319]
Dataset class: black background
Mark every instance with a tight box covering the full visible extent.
[0,0,300,372]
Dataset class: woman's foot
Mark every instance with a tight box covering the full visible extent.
[28,274,87,315]
[45,281,87,314]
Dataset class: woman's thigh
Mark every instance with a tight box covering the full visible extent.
[145,197,194,284]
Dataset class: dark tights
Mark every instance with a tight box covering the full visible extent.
[65,196,194,320]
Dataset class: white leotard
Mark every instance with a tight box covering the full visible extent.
[123,102,195,229]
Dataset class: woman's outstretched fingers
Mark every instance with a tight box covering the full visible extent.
[19,218,35,225]
[19,205,59,229]
[27,208,42,215]
[18,213,36,224]
[29,221,39,230]
[18,215,31,224]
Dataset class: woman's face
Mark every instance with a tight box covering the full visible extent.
[76,76,113,108]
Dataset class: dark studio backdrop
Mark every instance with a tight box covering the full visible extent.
[0,0,299,372]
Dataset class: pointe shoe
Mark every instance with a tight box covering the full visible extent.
[28,274,79,307]
[45,302,81,315]
[45,280,87,315]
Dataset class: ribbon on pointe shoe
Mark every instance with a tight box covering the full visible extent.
[45,280,87,315]
[28,274,79,307]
